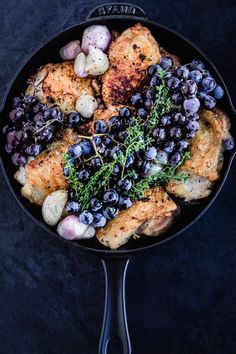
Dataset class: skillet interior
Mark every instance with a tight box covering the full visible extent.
[0,17,235,254]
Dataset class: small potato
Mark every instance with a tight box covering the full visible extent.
[76,94,98,118]
[85,46,109,76]
[57,215,95,240]
[42,190,68,226]
[59,40,82,60]
[74,52,88,78]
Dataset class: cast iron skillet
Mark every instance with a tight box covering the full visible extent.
[0,3,235,353]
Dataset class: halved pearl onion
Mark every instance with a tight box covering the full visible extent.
[85,46,109,75]
[42,190,68,226]
[76,94,98,118]
[74,52,88,78]
[59,40,82,60]
[81,25,111,54]
[57,215,95,240]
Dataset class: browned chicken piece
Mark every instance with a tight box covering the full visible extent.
[102,23,161,107]
[14,129,77,205]
[96,187,177,249]
[26,61,93,114]
[137,215,175,237]
[166,108,231,201]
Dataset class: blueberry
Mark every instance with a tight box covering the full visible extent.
[92,213,107,228]
[108,116,121,130]
[186,120,199,132]
[94,119,108,133]
[204,95,216,109]
[160,57,173,69]
[144,98,153,109]
[164,141,175,153]
[138,108,148,118]
[11,153,27,166]
[145,88,156,100]
[93,136,102,145]
[131,93,143,105]
[79,140,93,157]
[201,77,216,93]
[167,77,180,91]
[117,178,132,191]
[188,70,202,83]
[125,154,135,168]
[68,143,83,159]
[169,152,181,167]
[39,127,54,143]
[117,131,128,142]
[102,206,119,220]
[197,91,207,101]
[79,210,94,225]
[147,64,161,76]
[25,143,41,156]
[189,113,199,121]
[152,127,166,141]
[224,138,235,150]
[111,146,122,158]
[169,126,182,139]
[88,156,101,170]
[145,146,157,160]
[186,130,196,139]
[119,107,131,118]
[68,112,83,128]
[90,197,103,212]
[118,196,132,210]
[181,80,198,97]
[191,59,205,70]
[103,136,112,146]
[183,97,200,115]
[213,85,224,100]
[173,113,186,125]
[113,164,121,175]
[9,108,24,122]
[34,113,45,124]
[66,201,81,213]
[176,66,189,79]
[171,93,183,105]
[77,168,90,181]
[160,116,171,127]
[103,189,119,205]
[150,75,159,87]
[177,139,189,152]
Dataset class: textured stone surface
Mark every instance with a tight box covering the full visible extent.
[0,0,235,353]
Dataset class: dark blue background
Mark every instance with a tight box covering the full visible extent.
[0,1,236,353]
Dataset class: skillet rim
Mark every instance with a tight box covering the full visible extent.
[0,16,235,256]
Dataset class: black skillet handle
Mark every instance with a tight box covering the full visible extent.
[99,256,131,354]
[87,3,147,20]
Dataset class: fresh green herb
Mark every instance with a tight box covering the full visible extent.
[147,74,172,133]
[125,152,190,201]
[64,153,83,200]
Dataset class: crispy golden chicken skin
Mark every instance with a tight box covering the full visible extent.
[166,108,231,201]
[14,129,77,205]
[102,23,161,107]
[26,62,93,114]
[96,187,177,249]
